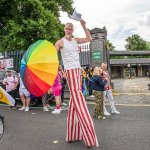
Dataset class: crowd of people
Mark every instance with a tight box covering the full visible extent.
[2,62,120,117]
[2,65,68,113]
[81,62,120,119]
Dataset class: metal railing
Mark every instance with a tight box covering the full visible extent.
[0,43,91,71]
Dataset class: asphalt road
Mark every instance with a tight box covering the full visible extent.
[0,104,150,150]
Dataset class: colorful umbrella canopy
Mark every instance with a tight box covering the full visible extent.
[20,40,59,97]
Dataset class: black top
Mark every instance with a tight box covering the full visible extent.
[91,75,107,91]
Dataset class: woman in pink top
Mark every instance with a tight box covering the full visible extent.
[48,73,62,114]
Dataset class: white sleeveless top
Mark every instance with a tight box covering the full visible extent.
[60,38,80,70]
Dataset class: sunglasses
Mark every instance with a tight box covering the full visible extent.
[65,28,73,31]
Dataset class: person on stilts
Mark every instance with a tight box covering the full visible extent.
[55,19,99,148]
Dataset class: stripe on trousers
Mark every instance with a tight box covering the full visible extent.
[66,70,82,142]
[65,68,99,147]
[67,69,90,145]
[66,69,90,146]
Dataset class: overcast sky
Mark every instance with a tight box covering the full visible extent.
[60,0,150,50]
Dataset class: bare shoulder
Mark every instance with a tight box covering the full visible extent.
[55,39,64,51]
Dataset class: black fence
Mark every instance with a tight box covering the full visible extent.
[0,43,91,71]
[0,51,25,72]
[79,43,91,67]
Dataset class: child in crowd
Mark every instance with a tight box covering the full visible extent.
[91,67,108,120]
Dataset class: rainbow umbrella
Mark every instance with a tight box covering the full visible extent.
[20,40,59,97]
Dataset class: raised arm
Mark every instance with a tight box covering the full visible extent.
[75,19,92,44]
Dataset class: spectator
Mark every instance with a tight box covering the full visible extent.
[101,63,120,115]
[92,67,107,120]
[87,66,94,97]
[42,92,52,111]
[81,68,88,96]
[49,73,62,114]
[3,70,18,109]
[18,76,30,112]
[58,65,67,106]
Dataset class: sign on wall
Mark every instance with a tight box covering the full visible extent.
[92,50,102,60]
[0,59,14,70]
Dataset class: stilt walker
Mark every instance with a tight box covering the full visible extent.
[55,20,99,148]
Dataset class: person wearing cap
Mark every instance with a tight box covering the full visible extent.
[55,20,98,148]
[3,70,18,109]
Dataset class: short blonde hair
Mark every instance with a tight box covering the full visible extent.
[93,67,100,76]
[80,67,84,74]
[65,23,73,28]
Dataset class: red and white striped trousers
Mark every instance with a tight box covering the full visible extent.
[65,68,99,147]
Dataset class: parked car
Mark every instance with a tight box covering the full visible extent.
[0,70,43,107]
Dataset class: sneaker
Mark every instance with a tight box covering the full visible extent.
[102,117,106,120]
[13,106,16,110]
[61,102,67,106]
[89,95,95,98]
[98,116,106,120]
[25,107,29,112]
[112,110,120,114]
[43,106,49,111]
[19,107,26,111]
[47,104,53,109]
[8,106,13,109]
[104,111,111,116]
[51,109,61,114]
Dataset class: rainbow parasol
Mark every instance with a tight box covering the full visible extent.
[20,40,59,97]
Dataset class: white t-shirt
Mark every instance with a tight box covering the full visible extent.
[19,78,26,89]
[3,75,18,92]
[60,38,81,70]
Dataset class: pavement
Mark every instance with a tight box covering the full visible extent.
[0,77,150,150]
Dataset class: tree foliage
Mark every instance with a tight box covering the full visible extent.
[0,0,74,51]
[125,34,150,51]
[105,40,115,51]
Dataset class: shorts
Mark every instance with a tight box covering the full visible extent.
[19,88,30,97]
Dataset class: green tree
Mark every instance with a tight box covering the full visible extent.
[125,34,150,51]
[0,0,74,51]
[105,40,115,51]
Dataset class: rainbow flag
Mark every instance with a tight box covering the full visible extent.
[0,86,15,106]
